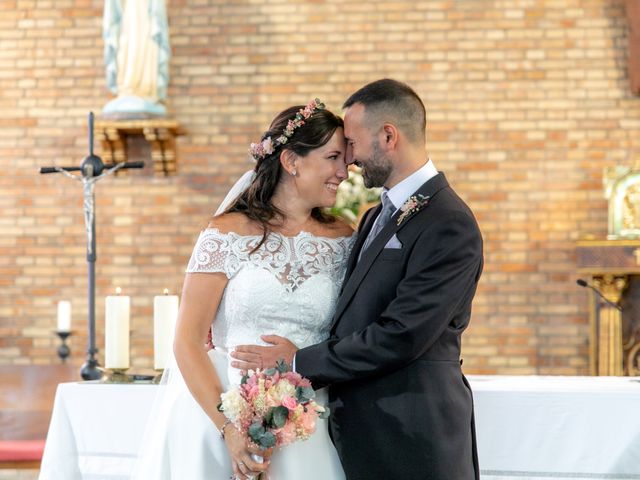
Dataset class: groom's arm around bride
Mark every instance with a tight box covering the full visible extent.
[233,79,483,480]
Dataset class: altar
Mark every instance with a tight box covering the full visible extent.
[39,375,640,480]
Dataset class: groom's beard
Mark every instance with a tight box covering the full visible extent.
[361,139,392,188]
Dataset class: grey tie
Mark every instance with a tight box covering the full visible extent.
[360,192,395,255]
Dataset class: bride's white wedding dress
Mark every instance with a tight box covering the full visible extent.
[132,228,353,480]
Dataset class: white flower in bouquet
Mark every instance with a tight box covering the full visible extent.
[219,388,249,423]
[271,377,297,399]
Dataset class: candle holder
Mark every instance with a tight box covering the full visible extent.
[104,368,133,383]
[152,369,164,384]
[55,330,73,363]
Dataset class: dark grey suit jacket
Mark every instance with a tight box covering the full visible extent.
[296,173,483,480]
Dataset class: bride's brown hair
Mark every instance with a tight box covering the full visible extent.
[225,105,343,248]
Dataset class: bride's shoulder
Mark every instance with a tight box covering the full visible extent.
[319,218,355,239]
[206,213,261,237]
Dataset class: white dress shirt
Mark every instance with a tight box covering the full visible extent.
[383,158,438,212]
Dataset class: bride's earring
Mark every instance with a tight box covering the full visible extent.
[291,169,297,177]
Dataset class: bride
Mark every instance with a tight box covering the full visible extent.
[133,99,354,479]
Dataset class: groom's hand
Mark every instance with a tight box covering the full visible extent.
[230,335,298,370]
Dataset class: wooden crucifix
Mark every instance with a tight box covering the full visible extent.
[40,112,143,380]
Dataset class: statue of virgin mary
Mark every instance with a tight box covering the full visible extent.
[102,0,170,118]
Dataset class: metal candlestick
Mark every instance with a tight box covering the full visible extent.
[55,330,73,362]
[152,369,164,384]
[104,368,133,383]
[40,112,144,380]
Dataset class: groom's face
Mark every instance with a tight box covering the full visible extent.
[344,103,393,188]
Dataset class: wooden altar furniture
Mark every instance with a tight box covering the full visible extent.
[93,119,183,176]
[576,239,640,375]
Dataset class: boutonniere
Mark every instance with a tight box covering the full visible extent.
[397,194,430,225]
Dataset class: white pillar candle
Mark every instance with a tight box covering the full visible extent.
[57,301,71,332]
[105,287,130,370]
[154,289,179,370]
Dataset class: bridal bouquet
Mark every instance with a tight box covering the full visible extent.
[218,360,329,451]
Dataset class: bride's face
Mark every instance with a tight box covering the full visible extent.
[294,128,347,209]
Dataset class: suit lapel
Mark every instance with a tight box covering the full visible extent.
[332,173,450,327]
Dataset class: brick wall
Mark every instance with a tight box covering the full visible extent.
[1,0,638,375]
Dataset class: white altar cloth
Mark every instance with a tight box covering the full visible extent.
[38,382,156,480]
[473,375,640,479]
[38,376,640,480]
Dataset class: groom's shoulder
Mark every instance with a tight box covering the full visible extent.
[428,178,473,212]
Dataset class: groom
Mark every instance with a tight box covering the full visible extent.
[232,79,483,480]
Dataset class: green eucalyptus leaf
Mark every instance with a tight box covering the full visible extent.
[259,431,277,449]
[296,386,315,403]
[264,407,274,425]
[263,367,277,376]
[276,359,290,373]
[318,406,330,419]
[248,422,265,443]
[271,406,289,428]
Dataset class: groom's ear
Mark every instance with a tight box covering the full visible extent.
[279,150,297,175]
[381,123,399,150]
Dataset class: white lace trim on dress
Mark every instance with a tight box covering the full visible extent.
[186,228,355,293]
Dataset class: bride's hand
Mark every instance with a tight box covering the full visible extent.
[224,425,271,479]
[231,335,298,371]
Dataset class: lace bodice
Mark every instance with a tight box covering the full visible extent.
[186,228,355,357]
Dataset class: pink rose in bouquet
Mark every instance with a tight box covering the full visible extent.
[218,360,329,451]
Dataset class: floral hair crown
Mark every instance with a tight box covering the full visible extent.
[249,98,325,161]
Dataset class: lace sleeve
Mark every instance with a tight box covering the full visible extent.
[185,229,243,278]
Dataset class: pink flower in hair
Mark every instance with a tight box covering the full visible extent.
[248,98,326,161]
[262,137,274,155]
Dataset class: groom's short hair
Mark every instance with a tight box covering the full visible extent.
[343,79,426,144]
